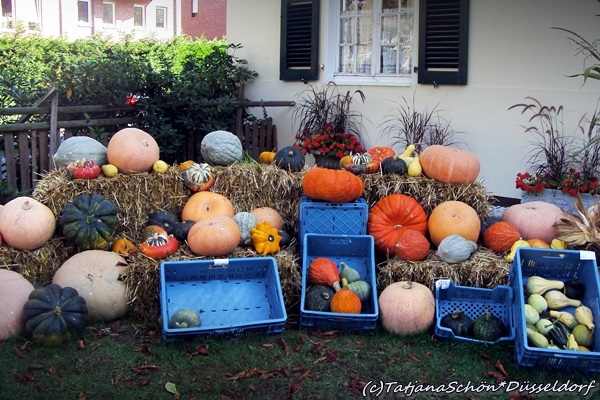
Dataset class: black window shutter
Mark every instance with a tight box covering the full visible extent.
[280,0,320,81]
[418,0,469,85]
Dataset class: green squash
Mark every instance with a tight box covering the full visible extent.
[440,310,474,337]
[274,146,305,172]
[147,210,180,235]
[169,308,201,329]
[304,285,335,312]
[436,234,478,264]
[278,230,292,249]
[380,156,408,175]
[60,193,120,251]
[347,280,371,302]
[22,284,88,347]
[472,309,506,342]
[172,220,195,242]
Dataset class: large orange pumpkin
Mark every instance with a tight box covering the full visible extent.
[501,201,565,243]
[187,216,241,256]
[106,128,160,173]
[367,194,428,255]
[482,221,521,253]
[181,192,235,222]
[302,167,364,203]
[428,201,481,247]
[0,196,56,250]
[420,145,480,184]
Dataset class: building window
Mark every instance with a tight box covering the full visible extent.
[156,7,166,29]
[103,2,115,26]
[134,5,145,28]
[20,0,40,31]
[334,0,414,85]
[1,0,13,29]
[77,0,90,24]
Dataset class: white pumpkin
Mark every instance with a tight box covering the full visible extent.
[233,212,258,245]
[0,270,34,340]
[502,201,566,243]
[53,136,108,168]
[52,250,129,322]
[200,130,243,166]
[379,281,435,336]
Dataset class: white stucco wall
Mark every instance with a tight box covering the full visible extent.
[226,0,600,199]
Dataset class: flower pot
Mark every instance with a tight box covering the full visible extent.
[521,189,599,215]
[313,154,341,169]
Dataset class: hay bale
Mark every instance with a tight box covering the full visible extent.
[0,162,501,324]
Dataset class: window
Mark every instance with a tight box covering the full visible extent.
[134,5,145,28]
[333,0,415,85]
[156,7,166,29]
[1,0,13,29]
[279,0,320,82]
[103,2,115,26]
[77,0,90,24]
[20,0,40,31]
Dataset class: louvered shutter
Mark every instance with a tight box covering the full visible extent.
[280,0,320,81]
[418,0,469,85]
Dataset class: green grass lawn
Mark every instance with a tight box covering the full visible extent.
[1,317,597,400]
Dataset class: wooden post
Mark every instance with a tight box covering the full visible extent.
[48,83,59,169]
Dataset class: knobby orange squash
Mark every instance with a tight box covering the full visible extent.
[420,145,480,184]
[482,221,521,253]
[367,194,428,255]
[366,146,396,163]
[302,167,364,203]
[428,201,481,247]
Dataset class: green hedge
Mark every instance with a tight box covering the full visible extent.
[0,29,257,163]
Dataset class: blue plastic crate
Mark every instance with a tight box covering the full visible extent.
[160,257,287,341]
[510,248,600,372]
[435,280,515,343]
[300,234,378,331]
[298,196,368,253]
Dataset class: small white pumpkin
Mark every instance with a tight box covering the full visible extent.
[436,234,478,264]
[201,130,244,166]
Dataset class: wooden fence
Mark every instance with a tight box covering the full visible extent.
[0,85,294,193]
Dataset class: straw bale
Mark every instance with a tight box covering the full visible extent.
[0,162,503,324]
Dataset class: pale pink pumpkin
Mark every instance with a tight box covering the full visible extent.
[0,270,34,340]
[502,201,566,243]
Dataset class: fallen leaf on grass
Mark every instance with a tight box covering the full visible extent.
[407,354,420,362]
[311,342,323,354]
[132,365,159,374]
[165,382,179,394]
[261,343,275,349]
[485,371,507,383]
[135,345,155,355]
[494,360,508,378]
[13,346,26,359]
[325,348,337,362]
[280,338,289,355]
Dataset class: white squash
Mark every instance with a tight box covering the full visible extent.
[53,136,108,168]
[0,270,34,340]
[379,281,435,336]
[52,250,129,322]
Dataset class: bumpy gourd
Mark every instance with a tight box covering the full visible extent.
[347,280,371,302]
[201,130,244,166]
[339,262,361,283]
[436,234,478,264]
[233,212,259,245]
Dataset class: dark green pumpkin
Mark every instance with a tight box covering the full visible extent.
[472,309,506,342]
[274,146,305,172]
[147,210,179,235]
[172,220,196,242]
[60,193,120,250]
[440,310,474,337]
[380,156,408,175]
[278,230,292,248]
[304,285,335,312]
[22,284,89,347]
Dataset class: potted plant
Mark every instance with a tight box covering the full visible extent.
[511,97,600,214]
[292,83,366,167]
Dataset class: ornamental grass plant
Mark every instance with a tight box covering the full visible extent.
[511,97,600,198]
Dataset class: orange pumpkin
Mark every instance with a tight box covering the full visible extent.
[181,192,235,222]
[106,128,160,173]
[428,201,481,247]
[330,278,362,314]
[251,207,285,230]
[258,151,276,164]
[112,237,137,255]
[366,146,396,163]
[308,257,341,291]
[0,196,56,251]
[482,221,521,253]
[419,145,480,184]
[526,238,551,248]
[367,194,428,255]
[394,229,430,261]
[302,167,364,203]
[187,216,241,256]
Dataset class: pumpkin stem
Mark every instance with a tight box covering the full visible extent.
[401,281,414,289]
[53,306,62,316]
[22,200,32,211]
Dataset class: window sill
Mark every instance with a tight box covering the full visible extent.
[331,74,414,87]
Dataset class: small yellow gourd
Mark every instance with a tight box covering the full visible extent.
[407,156,422,177]
[574,305,595,331]
[505,239,530,262]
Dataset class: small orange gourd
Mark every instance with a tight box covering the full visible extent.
[330,278,362,314]
[258,151,276,164]
[394,229,430,261]
[112,237,137,255]
[308,257,341,291]
[482,221,521,253]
